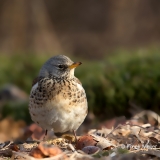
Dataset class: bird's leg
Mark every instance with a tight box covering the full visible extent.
[43,130,48,141]
[73,130,78,142]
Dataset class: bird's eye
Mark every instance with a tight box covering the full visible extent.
[58,64,65,69]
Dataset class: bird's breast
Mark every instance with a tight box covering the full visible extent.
[29,77,88,132]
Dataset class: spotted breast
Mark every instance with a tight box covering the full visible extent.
[29,76,88,133]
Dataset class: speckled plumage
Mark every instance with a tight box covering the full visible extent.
[29,55,88,134]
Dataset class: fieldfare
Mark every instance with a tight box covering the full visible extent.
[29,55,88,139]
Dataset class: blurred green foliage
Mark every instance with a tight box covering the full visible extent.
[1,102,30,122]
[76,48,160,119]
[0,54,48,93]
[0,48,160,122]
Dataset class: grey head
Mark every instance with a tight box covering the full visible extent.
[39,55,82,79]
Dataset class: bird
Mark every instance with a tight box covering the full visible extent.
[29,55,88,140]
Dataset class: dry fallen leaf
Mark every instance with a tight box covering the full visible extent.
[9,144,19,151]
[90,134,116,150]
[38,143,62,156]
[26,123,45,140]
[30,147,44,158]
[30,142,63,158]
[76,135,97,150]
[119,128,131,136]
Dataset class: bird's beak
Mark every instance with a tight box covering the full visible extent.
[69,62,82,69]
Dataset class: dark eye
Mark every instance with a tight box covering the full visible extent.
[58,64,65,69]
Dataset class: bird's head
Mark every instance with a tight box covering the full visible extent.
[39,55,82,79]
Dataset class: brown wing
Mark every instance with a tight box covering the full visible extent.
[32,77,39,86]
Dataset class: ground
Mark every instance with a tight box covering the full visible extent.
[0,110,160,160]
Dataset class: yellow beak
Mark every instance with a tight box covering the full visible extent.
[69,62,82,69]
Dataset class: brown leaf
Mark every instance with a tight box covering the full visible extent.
[30,142,63,158]
[76,135,97,150]
[26,123,45,140]
[38,143,62,156]
[9,144,19,151]
[62,134,75,143]
[30,147,45,158]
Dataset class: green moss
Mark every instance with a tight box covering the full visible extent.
[0,48,160,121]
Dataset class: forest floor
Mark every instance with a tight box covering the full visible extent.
[0,110,160,160]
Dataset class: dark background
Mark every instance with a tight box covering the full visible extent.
[0,0,160,58]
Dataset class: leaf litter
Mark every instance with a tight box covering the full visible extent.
[0,110,160,160]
